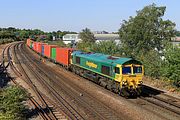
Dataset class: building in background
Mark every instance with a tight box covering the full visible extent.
[62,34,81,44]
[171,37,180,47]
[62,34,180,48]
[94,34,120,44]
[62,33,120,45]
[92,31,109,34]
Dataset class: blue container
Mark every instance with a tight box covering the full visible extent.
[42,45,45,56]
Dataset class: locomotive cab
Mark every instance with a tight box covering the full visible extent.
[115,60,144,96]
[121,64,143,88]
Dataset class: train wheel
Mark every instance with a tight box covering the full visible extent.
[107,80,113,91]
[79,69,84,76]
[113,82,120,93]
[119,88,130,98]
[136,87,142,96]
[99,78,107,88]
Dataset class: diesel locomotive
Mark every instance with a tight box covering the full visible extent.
[71,51,144,96]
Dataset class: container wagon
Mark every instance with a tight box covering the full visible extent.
[43,44,58,60]
[30,40,34,49]
[36,42,47,54]
[56,48,74,68]
[26,39,31,47]
[33,42,37,51]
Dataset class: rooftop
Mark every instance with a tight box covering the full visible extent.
[94,34,119,40]
[73,51,141,65]
[172,37,180,42]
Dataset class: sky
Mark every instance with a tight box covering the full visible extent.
[0,0,179,32]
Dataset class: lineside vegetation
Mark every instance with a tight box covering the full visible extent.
[0,85,29,120]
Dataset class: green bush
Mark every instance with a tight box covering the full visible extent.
[0,85,29,120]
[161,45,180,87]
[136,50,163,78]
[0,38,14,45]
[77,41,94,52]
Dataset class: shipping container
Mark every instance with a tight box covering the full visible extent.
[51,47,56,60]
[26,39,31,47]
[37,43,47,54]
[42,44,45,56]
[44,45,58,58]
[30,41,34,49]
[33,42,37,51]
[56,48,74,66]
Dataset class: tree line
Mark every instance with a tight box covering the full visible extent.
[0,27,77,44]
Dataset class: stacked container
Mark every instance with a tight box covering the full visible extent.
[56,48,74,66]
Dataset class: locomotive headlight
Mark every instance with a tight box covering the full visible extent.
[122,81,127,85]
[122,81,125,85]
[139,81,143,84]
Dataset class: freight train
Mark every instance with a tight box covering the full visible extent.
[26,39,144,97]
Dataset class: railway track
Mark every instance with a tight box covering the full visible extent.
[0,44,12,73]
[20,42,123,120]
[140,95,180,115]
[14,43,58,120]
[4,42,60,120]
[15,43,77,120]
[139,85,180,116]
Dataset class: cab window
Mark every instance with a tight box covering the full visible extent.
[133,66,142,74]
[122,67,131,74]
[115,67,120,74]
[76,56,80,64]
[101,65,110,76]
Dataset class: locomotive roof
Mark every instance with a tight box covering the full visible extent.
[73,51,142,65]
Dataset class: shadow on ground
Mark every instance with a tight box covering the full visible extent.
[0,70,11,88]
[140,85,164,97]
[127,85,164,99]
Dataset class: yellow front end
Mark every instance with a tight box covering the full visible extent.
[115,64,144,94]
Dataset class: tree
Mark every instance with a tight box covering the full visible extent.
[19,30,29,40]
[119,4,176,57]
[161,44,180,87]
[79,28,96,43]
[91,40,121,55]
[77,28,96,51]
[47,33,53,41]
[136,50,163,78]
[176,31,180,36]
